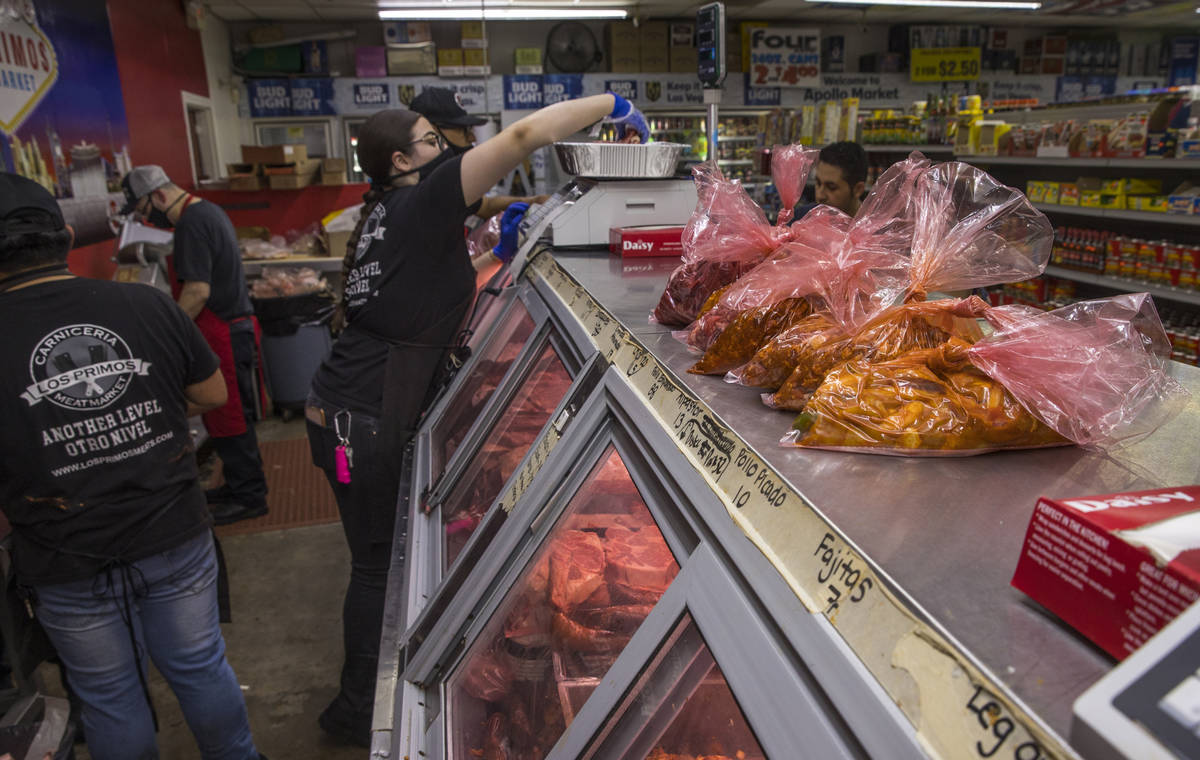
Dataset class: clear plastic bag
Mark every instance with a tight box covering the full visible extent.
[467,214,501,262]
[906,161,1053,302]
[651,152,816,326]
[780,337,1068,455]
[771,144,819,226]
[685,205,849,354]
[968,292,1190,449]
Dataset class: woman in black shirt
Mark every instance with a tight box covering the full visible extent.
[306,93,646,745]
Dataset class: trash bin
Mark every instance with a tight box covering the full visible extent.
[251,292,335,419]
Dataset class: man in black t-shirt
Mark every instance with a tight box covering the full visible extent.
[0,173,262,759]
[121,165,268,525]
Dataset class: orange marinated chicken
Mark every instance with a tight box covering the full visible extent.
[787,338,1067,453]
[689,298,812,376]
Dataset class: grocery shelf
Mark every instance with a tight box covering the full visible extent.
[967,155,1200,169]
[719,135,759,143]
[1033,202,1200,227]
[863,144,954,153]
[717,159,754,165]
[1045,264,1200,306]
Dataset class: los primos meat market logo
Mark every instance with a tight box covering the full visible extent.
[0,2,58,135]
[22,324,149,410]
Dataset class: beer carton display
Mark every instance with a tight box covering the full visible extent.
[1011,486,1200,660]
[608,225,684,258]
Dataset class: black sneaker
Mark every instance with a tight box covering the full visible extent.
[209,501,269,526]
[318,702,371,747]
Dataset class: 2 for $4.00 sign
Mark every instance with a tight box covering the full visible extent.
[750,27,820,88]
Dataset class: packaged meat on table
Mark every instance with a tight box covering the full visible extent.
[651,146,818,326]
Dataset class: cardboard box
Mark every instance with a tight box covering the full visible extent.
[1011,485,1200,660]
[670,46,698,73]
[265,158,320,190]
[242,144,307,165]
[1025,180,1046,203]
[515,47,542,74]
[1168,182,1200,214]
[405,21,431,43]
[460,21,486,48]
[355,46,386,78]
[1042,180,1061,204]
[609,224,684,258]
[226,163,265,192]
[320,158,347,186]
[1126,195,1169,213]
[606,21,639,50]
[640,46,669,73]
[436,48,463,76]
[1059,183,1079,206]
[463,48,490,76]
[609,48,639,73]
[1041,56,1066,76]
[386,41,437,75]
[640,21,668,48]
[670,23,693,47]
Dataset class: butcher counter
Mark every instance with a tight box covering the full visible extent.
[370,246,1200,760]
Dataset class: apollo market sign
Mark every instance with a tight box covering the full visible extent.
[0,8,57,134]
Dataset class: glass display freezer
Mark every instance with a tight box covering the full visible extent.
[377,359,921,760]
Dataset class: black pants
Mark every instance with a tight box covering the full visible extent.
[305,397,409,719]
[212,325,268,508]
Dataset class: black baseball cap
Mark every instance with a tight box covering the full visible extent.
[0,173,64,236]
[409,87,488,128]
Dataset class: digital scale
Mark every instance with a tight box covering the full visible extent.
[516,177,699,251]
[1074,598,1200,759]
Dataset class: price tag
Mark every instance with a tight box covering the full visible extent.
[748,27,820,89]
[910,47,982,82]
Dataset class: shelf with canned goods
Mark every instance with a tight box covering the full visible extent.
[967,155,1200,169]
[1033,202,1200,227]
[1044,264,1200,307]
[862,144,955,154]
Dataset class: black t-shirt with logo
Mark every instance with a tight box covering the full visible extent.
[0,277,219,585]
[311,155,480,416]
[173,199,254,321]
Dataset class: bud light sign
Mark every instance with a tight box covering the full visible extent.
[353,83,389,107]
[291,78,335,115]
[604,79,637,101]
[744,74,781,106]
[504,75,542,109]
[543,74,582,105]
[249,79,290,117]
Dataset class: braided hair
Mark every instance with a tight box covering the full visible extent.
[332,109,422,333]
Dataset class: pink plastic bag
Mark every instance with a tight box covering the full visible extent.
[906,161,1053,302]
[771,144,818,226]
[969,293,1190,449]
[651,149,818,326]
[467,215,501,262]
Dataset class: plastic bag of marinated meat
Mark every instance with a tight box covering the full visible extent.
[968,293,1190,449]
[780,337,1068,455]
[763,296,987,411]
[723,154,934,390]
[650,148,818,326]
[685,205,849,357]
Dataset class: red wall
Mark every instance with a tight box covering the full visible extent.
[69,1,210,279]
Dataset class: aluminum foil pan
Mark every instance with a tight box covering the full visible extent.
[553,141,686,178]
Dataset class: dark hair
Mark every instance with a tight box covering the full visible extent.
[818,141,868,189]
[0,229,71,275]
[332,109,423,333]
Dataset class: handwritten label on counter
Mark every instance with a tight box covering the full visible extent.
[526,251,1068,760]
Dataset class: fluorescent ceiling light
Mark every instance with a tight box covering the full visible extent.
[379,7,628,18]
[807,0,1041,8]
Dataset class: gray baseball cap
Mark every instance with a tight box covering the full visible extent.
[119,165,172,214]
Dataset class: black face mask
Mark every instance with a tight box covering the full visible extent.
[144,208,173,229]
[447,142,471,157]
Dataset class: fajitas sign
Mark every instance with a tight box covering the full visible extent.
[0,2,57,134]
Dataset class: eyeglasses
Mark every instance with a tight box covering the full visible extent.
[405,131,446,150]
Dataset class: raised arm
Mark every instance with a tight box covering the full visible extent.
[459,94,618,206]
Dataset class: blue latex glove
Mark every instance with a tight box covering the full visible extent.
[606,92,650,144]
[493,201,530,263]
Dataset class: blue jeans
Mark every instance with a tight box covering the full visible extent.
[33,532,258,760]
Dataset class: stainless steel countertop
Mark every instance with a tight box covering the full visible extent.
[551,249,1200,740]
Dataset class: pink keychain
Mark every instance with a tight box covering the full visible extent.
[334,411,353,484]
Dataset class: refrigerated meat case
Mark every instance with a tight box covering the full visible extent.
[374,243,1200,760]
